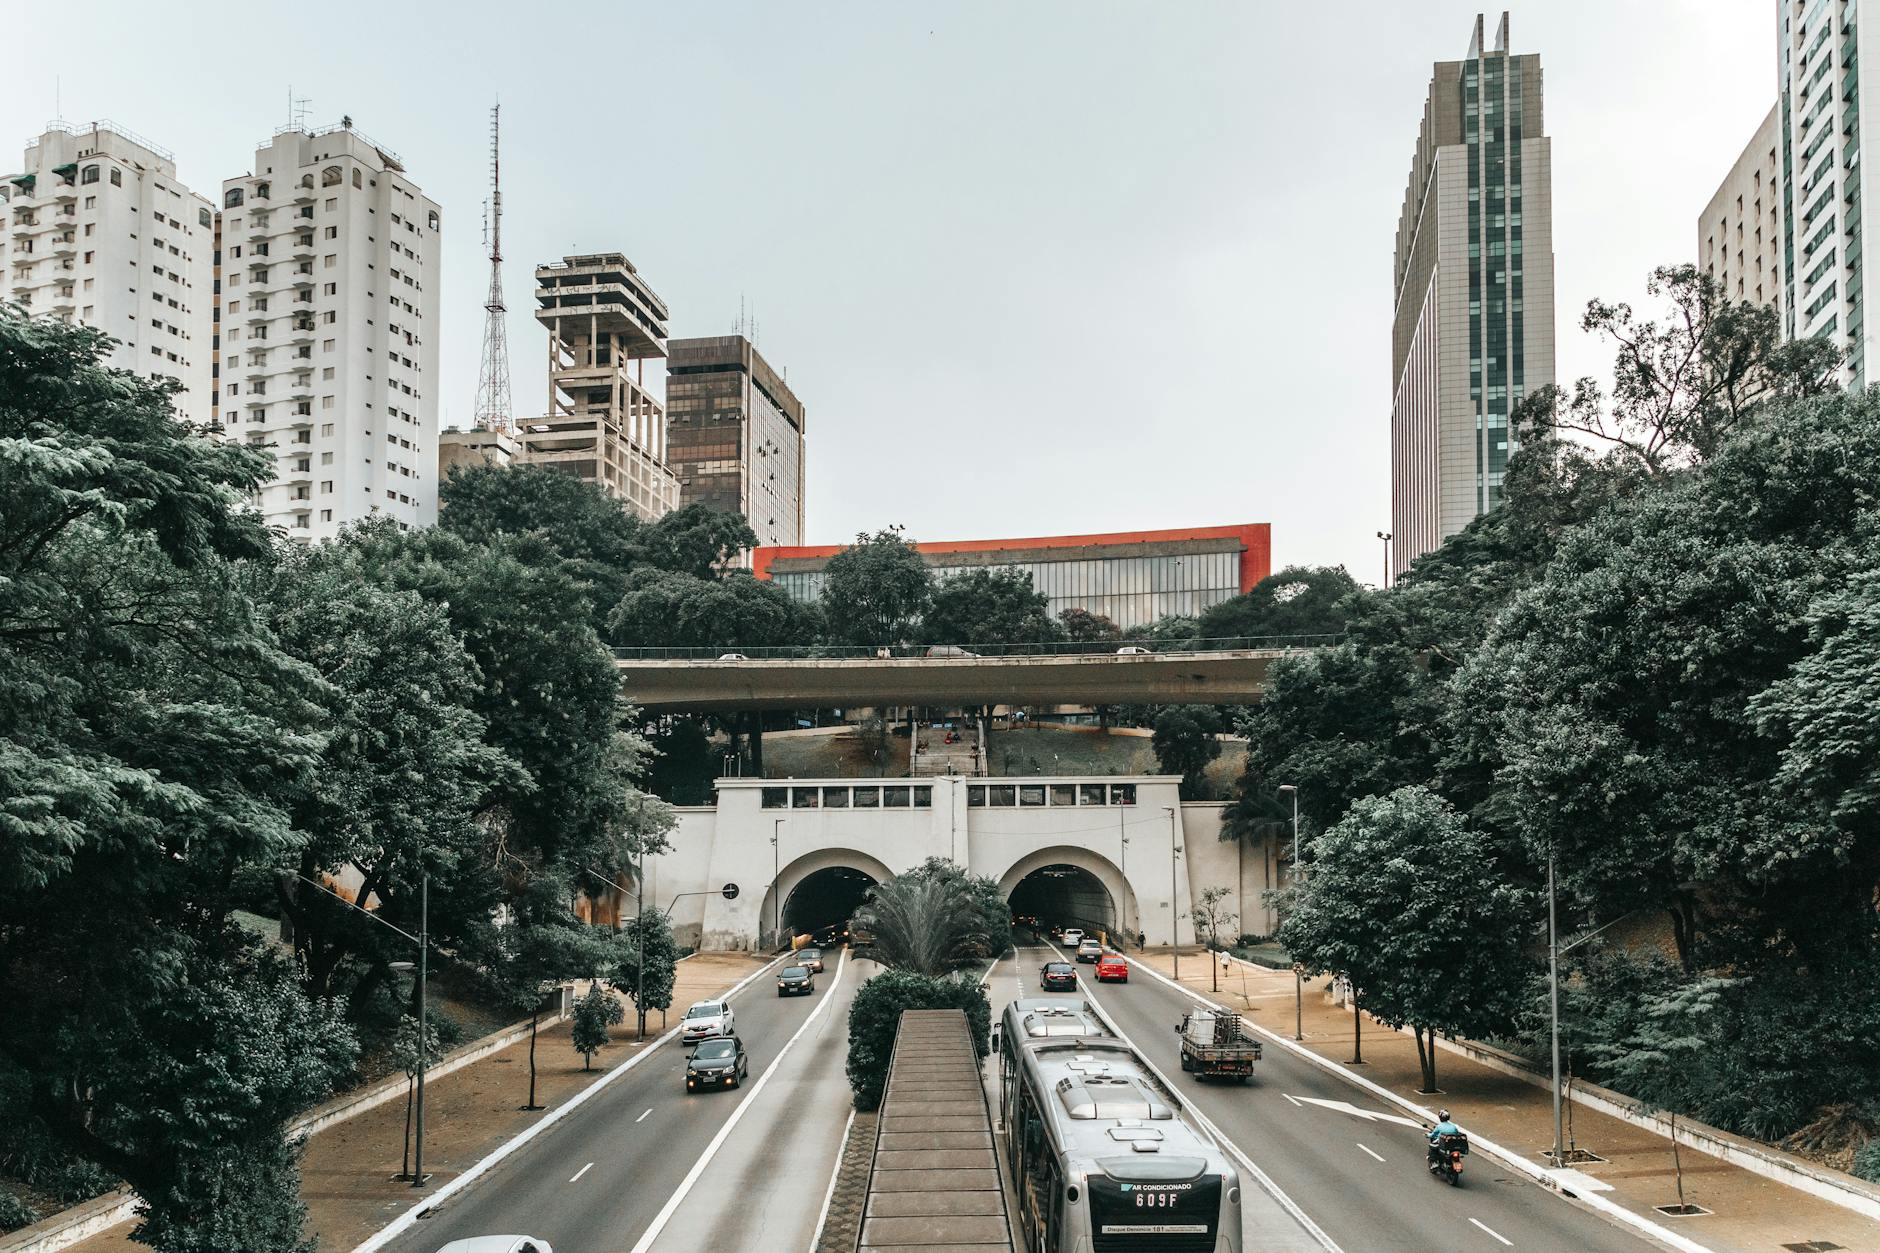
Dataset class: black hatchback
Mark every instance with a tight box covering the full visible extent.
[1041,961,1078,992]
[777,966,814,997]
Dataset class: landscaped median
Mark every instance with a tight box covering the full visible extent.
[10,952,771,1253]
[1132,946,1880,1253]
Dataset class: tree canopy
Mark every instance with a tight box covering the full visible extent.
[923,567,1061,646]
[1151,705,1226,800]
[1195,565,1361,639]
[819,528,933,646]
[608,566,817,650]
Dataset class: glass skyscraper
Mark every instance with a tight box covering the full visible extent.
[1390,12,1555,574]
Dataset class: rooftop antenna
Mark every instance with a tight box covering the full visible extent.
[53,76,62,125]
[471,101,512,434]
[288,89,313,132]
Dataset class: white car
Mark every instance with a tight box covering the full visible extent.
[1061,928,1085,949]
[717,653,749,661]
[436,1239,552,1253]
[680,998,735,1043]
[1117,645,1153,655]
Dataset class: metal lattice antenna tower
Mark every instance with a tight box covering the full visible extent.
[472,103,512,433]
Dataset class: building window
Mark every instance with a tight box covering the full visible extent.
[790,787,820,809]
[882,786,911,809]
[1019,784,1047,807]
[821,787,849,809]
[224,187,243,207]
[1050,784,1077,807]
[912,786,932,808]
[321,166,342,188]
[81,165,100,185]
[199,208,211,228]
[109,169,122,187]
[1109,783,1137,806]
[853,787,880,809]
[967,785,987,807]
[761,787,788,809]
[988,785,1016,807]
[351,169,363,189]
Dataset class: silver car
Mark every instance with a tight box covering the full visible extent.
[680,998,735,1043]
[435,1239,552,1253]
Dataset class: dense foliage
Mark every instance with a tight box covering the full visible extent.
[1237,268,1880,1149]
[1151,705,1226,799]
[817,527,933,645]
[923,567,1062,646]
[851,857,1011,977]
[844,969,991,1111]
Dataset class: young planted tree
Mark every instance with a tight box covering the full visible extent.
[1278,787,1534,1092]
[1190,886,1238,951]
[615,910,681,1039]
[570,985,626,1071]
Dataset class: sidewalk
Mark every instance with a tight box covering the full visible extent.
[59,952,770,1253]
[1137,948,1879,1253]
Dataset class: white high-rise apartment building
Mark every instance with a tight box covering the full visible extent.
[219,124,440,540]
[0,122,214,422]
[1701,104,1784,316]
[1777,0,1873,383]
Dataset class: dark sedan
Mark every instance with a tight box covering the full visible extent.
[777,966,814,997]
[685,1036,748,1092]
[1040,961,1078,992]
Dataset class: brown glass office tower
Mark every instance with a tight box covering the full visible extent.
[1390,12,1555,575]
[665,334,806,552]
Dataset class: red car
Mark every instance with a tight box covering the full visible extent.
[1095,951,1129,983]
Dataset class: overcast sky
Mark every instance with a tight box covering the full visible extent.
[4,1,1772,581]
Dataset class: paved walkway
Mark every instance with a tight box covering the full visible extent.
[64,952,770,1252]
[1138,948,1880,1253]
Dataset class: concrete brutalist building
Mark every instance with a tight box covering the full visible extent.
[1390,11,1556,574]
[665,333,805,550]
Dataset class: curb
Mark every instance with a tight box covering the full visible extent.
[352,953,783,1253]
[1124,953,1716,1253]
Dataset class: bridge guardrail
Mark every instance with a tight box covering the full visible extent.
[610,634,1343,661]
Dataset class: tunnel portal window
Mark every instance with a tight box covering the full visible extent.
[968,785,987,807]
[883,786,910,808]
[989,785,1016,807]
[913,786,933,808]
[1019,784,1046,807]
[792,787,820,808]
[762,787,788,808]
[1050,784,1077,807]
[1109,784,1137,805]
[822,787,850,808]
[853,787,880,808]
[1079,783,1107,806]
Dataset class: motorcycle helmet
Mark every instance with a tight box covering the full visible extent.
[1438,1109,1451,1122]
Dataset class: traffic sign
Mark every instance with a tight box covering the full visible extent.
[721,883,740,900]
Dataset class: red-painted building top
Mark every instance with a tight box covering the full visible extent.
[752,524,1271,595]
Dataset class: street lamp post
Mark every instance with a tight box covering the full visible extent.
[771,818,784,951]
[1277,785,1301,1039]
[1548,847,1564,1168]
[1165,806,1182,982]
[1376,531,1394,589]
[1118,806,1130,944]
[296,869,430,1187]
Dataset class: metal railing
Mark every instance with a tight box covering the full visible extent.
[609,634,1342,661]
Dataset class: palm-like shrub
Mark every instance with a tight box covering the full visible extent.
[854,874,989,976]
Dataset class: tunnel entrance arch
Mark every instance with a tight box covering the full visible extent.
[997,845,1138,944]
[760,848,895,945]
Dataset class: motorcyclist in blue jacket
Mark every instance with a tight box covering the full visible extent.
[1428,1110,1461,1144]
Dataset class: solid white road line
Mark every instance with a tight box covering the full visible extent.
[1121,953,1719,1253]
[569,1162,594,1183]
[808,1108,857,1253]
[1470,1216,1514,1246]
[1282,1093,1303,1108]
[352,953,786,1253]
[1037,941,1344,1253]
[1357,1143,1385,1164]
[626,948,850,1253]
[635,1108,652,1124]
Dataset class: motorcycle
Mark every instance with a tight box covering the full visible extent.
[1425,1129,1469,1186]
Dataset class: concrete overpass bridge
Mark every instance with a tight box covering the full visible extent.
[612,636,1336,712]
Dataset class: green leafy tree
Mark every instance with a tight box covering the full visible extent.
[615,909,681,1038]
[1151,705,1225,799]
[922,568,1062,646]
[570,984,625,1070]
[1190,886,1237,950]
[1196,566,1361,640]
[638,502,758,579]
[638,716,717,805]
[1059,607,1121,643]
[1278,787,1534,1092]
[818,528,932,645]
[844,970,990,1110]
[489,912,613,1109]
[608,566,815,650]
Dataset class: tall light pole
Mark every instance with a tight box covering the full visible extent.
[296,869,430,1186]
[1118,806,1130,943]
[1165,806,1182,982]
[1376,531,1394,589]
[1548,847,1564,1167]
[770,817,784,951]
[1277,785,1301,1039]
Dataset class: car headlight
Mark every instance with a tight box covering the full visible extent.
[687,1068,698,1076]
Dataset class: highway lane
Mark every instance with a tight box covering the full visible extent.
[379,954,823,1253]
[1017,941,1657,1252]
[643,952,869,1251]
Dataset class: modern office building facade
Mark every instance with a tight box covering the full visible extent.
[1,122,214,423]
[666,334,806,549]
[1389,11,1555,574]
[752,525,1270,632]
[518,253,679,520]
[218,124,442,540]
[1702,103,1785,315]
[1775,0,1872,384]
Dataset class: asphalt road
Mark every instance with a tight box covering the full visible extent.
[380,953,841,1253]
[1015,940,1657,1252]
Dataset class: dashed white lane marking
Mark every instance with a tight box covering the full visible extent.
[1469,1217,1514,1246]
[635,1108,652,1124]
[569,1162,594,1183]
[1356,1143,1385,1163]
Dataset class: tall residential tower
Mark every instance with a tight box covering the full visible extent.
[219,123,441,540]
[1701,104,1784,316]
[666,334,806,549]
[1389,12,1555,574]
[519,252,680,520]
[1,122,214,423]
